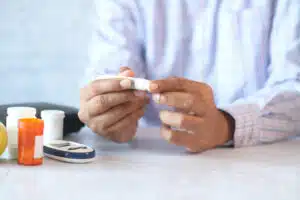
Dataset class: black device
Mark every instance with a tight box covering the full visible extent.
[0,102,85,135]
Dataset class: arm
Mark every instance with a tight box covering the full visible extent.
[82,0,145,85]
[78,0,149,143]
[221,0,300,147]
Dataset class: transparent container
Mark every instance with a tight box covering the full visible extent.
[18,118,44,166]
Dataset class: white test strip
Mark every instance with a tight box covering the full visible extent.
[95,75,150,91]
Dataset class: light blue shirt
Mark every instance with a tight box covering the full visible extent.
[85,0,300,147]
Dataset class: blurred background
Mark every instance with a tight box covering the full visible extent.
[0,0,94,107]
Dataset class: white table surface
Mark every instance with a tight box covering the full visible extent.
[1,127,300,200]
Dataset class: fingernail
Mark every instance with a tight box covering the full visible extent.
[120,70,134,77]
[152,93,160,103]
[162,129,172,140]
[149,82,158,91]
[134,90,146,97]
[160,111,180,126]
[153,94,166,104]
[120,79,132,89]
[159,111,171,121]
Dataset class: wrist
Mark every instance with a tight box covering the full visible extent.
[217,109,235,145]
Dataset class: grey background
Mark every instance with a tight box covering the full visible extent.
[0,0,94,107]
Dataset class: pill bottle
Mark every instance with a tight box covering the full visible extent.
[0,122,8,157]
[41,110,65,145]
[1,107,37,160]
[18,118,44,166]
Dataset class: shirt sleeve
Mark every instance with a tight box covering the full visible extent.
[220,0,300,147]
[81,0,146,87]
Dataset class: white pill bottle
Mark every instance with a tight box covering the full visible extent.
[1,107,37,160]
[41,110,65,145]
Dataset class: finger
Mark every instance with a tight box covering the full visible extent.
[119,67,135,77]
[106,107,145,143]
[149,77,205,93]
[108,124,137,143]
[82,78,133,101]
[161,125,199,151]
[175,108,196,116]
[87,91,145,117]
[88,99,147,136]
[101,98,147,128]
[152,92,205,116]
[119,66,131,72]
[78,97,90,123]
[78,107,89,123]
[159,110,203,133]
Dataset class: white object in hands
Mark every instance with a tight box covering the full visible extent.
[41,110,65,145]
[1,107,37,160]
[43,140,96,163]
[95,75,151,91]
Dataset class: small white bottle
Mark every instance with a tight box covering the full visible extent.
[41,110,65,145]
[1,107,37,160]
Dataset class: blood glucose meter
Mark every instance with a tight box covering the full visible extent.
[44,140,95,163]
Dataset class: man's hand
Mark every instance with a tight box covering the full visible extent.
[149,77,234,152]
[78,67,149,143]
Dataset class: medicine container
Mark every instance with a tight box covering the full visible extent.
[41,110,65,144]
[1,107,37,159]
[18,118,44,165]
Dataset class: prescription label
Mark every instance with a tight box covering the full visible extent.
[34,136,44,159]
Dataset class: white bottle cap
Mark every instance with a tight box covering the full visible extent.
[7,107,36,117]
[41,110,65,119]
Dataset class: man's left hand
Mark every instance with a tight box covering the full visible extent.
[149,77,234,152]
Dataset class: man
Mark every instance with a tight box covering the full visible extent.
[78,0,300,152]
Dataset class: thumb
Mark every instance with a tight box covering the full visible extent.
[119,66,135,77]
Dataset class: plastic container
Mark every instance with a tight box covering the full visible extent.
[95,75,150,91]
[1,107,37,160]
[41,110,65,145]
[0,122,8,156]
[18,118,44,165]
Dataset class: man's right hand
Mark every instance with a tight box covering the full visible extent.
[78,67,149,143]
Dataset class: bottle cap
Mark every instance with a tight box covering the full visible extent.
[7,107,36,117]
[41,110,65,119]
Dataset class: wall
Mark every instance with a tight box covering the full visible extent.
[0,0,94,107]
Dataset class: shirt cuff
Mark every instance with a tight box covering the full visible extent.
[219,103,261,148]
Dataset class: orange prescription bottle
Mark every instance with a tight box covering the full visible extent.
[18,118,44,166]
